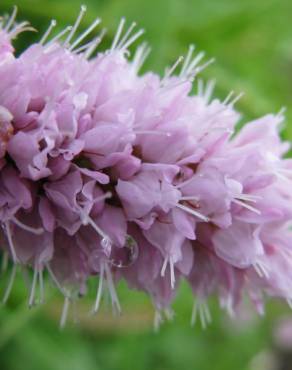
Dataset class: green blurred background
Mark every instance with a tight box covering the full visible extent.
[0,0,292,369]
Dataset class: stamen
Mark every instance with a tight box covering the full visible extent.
[69,17,101,51]
[45,263,66,296]
[235,194,262,203]
[162,56,184,84]
[104,262,121,314]
[220,295,235,317]
[180,44,195,77]
[28,267,38,307]
[117,21,137,49]
[194,58,215,76]
[120,29,144,51]
[11,217,44,235]
[2,263,17,304]
[77,206,109,240]
[84,28,107,59]
[45,26,73,49]
[93,263,104,313]
[9,21,36,38]
[232,198,261,215]
[228,92,244,107]
[78,191,112,208]
[201,79,216,103]
[111,17,126,51]
[164,308,174,321]
[160,78,191,92]
[197,78,204,96]
[191,299,212,329]
[161,256,175,289]
[253,261,269,279]
[170,259,175,289]
[39,269,45,304]
[277,106,286,118]
[60,295,70,329]
[4,6,17,32]
[176,203,209,222]
[64,5,87,47]
[184,51,205,77]
[161,256,168,277]
[40,19,57,45]
[4,221,17,263]
[154,310,163,332]
[223,90,234,105]
[132,42,151,72]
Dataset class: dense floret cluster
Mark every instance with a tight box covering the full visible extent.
[1,6,292,327]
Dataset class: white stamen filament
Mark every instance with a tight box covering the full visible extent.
[154,310,163,332]
[111,17,126,51]
[45,263,66,296]
[64,5,87,47]
[9,22,36,38]
[198,78,204,97]
[162,56,184,84]
[73,39,96,54]
[2,263,17,304]
[5,221,17,263]
[46,26,73,49]
[28,267,38,307]
[85,29,107,59]
[277,106,286,118]
[120,29,145,51]
[78,191,112,208]
[11,217,44,235]
[5,5,17,32]
[220,295,235,317]
[176,203,209,222]
[200,79,216,103]
[117,21,136,49]
[78,206,109,240]
[161,256,175,289]
[39,269,45,304]
[93,263,104,313]
[184,51,205,76]
[60,295,70,329]
[228,92,244,107]
[69,17,101,51]
[104,262,121,314]
[232,198,261,215]
[194,58,216,76]
[40,19,57,45]
[287,298,292,310]
[223,90,234,105]
[235,193,262,203]
[253,261,269,279]
[191,300,212,329]
[132,43,151,72]
[180,44,195,77]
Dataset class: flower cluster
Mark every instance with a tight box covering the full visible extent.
[1,6,292,328]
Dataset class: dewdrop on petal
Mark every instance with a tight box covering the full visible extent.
[1,6,292,329]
